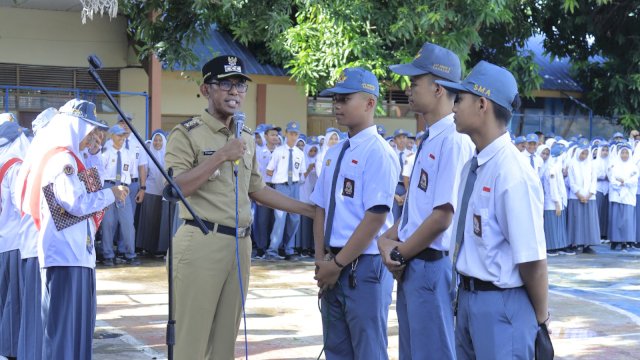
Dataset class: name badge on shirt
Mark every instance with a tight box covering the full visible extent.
[473,214,482,237]
[136,153,140,159]
[343,178,355,198]
[418,169,428,192]
[294,162,300,169]
[124,164,129,171]
[202,150,215,156]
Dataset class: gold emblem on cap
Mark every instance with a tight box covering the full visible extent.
[414,48,423,59]
[228,56,238,66]
[338,72,347,83]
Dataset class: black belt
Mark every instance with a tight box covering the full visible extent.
[131,178,139,183]
[104,180,128,186]
[275,181,298,185]
[266,182,276,188]
[185,219,251,238]
[413,248,448,262]
[329,247,376,258]
[460,275,509,291]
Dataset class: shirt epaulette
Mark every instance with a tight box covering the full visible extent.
[181,117,203,132]
[242,125,253,135]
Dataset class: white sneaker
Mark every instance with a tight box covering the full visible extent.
[558,249,576,255]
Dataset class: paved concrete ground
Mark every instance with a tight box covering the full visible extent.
[93,245,640,359]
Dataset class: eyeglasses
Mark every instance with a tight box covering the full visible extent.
[332,95,352,104]
[207,80,248,93]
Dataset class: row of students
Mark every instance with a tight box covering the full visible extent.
[0,100,130,359]
[306,42,549,360]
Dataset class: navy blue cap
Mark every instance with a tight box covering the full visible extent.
[286,121,301,133]
[514,136,526,145]
[0,121,21,147]
[263,124,281,133]
[389,42,461,82]
[526,133,539,143]
[394,128,410,137]
[326,127,340,134]
[376,124,386,136]
[255,124,266,133]
[320,67,380,97]
[407,132,416,139]
[298,133,307,142]
[58,99,107,129]
[202,55,252,83]
[550,143,565,157]
[435,61,519,112]
[32,107,58,134]
[618,142,633,150]
[612,132,625,139]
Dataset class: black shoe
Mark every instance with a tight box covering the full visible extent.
[611,243,618,250]
[633,243,640,249]
[102,258,115,266]
[284,254,300,262]
[125,257,141,266]
[582,246,596,254]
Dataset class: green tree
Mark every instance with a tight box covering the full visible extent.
[535,0,640,130]
[121,0,542,97]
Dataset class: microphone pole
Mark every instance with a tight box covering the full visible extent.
[87,54,209,360]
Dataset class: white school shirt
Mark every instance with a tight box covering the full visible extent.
[38,152,115,268]
[266,144,306,184]
[453,132,546,288]
[609,160,639,206]
[395,148,413,182]
[310,125,400,254]
[398,115,474,250]
[522,150,543,178]
[101,145,134,185]
[257,145,276,183]
[0,162,22,253]
[568,158,597,201]
[542,159,567,210]
[401,152,415,178]
[125,134,148,179]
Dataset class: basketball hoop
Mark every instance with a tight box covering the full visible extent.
[80,0,118,24]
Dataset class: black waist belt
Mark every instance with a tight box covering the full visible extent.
[131,178,139,183]
[104,180,128,186]
[413,248,448,262]
[185,219,251,238]
[460,275,509,291]
[266,182,276,188]
[329,247,377,257]
[275,181,298,185]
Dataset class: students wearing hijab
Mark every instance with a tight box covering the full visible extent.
[136,130,175,255]
[315,128,340,177]
[296,140,319,257]
[540,144,573,256]
[608,143,638,250]
[17,99,127,359]
[567,144,600,253]
[0,121,30,359]
[593,143,611,241]
[15,108,55,360]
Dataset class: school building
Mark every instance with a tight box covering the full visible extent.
[0,4,621,139]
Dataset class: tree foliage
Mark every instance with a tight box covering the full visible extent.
[535,0,640,129]
[121,0,541,97]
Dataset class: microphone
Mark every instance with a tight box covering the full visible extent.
[234,111,245,139]
[233,112,245,169]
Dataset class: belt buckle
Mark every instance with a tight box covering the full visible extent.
[237,227,247,238]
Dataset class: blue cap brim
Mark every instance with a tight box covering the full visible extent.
[389,63,429,76]
[434,80,467,93]
[319,86,359,97]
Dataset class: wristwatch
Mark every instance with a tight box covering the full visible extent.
[140,185,147,190]
[390,246,407,265]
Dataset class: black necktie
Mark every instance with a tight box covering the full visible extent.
[324,140,351,250]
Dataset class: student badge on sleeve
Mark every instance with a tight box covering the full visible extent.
[63,164,75,175]
[342,178,354,198]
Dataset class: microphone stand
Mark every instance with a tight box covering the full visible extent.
[87,54,208,360]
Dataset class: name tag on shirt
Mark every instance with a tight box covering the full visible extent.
[343,178,355,198]
[418,169,428,192]
[202,150,215,156]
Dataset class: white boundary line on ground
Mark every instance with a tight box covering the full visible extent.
[550,289,640,327]
[95,319,167,360]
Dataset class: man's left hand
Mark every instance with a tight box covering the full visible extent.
[314,258,342,291]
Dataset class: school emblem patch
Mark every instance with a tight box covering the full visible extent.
[473,214,482,237]
[295,162,300,169]
[63,164,75,175]
[123,164,129,171]
[342,178,354,198]
[418,169,428,192]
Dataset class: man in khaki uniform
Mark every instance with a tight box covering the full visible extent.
[165,55,315,360]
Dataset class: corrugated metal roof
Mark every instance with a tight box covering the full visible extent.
[172,24,288,77]
[525,36,583,92]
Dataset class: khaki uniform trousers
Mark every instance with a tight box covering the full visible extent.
[170,223,251,360]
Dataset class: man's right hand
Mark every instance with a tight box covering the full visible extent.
[111,185,129,203]
[219,138,246,162]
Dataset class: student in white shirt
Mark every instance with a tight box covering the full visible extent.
[17,99,127,359]
[392,128,412,220]
[312,67,399,359]
[523,133,544,177]
[567,143,601,253]
[594,143,611,241]
[100,125,140,265]
[379,42,474,359]
[437,61,549,359]
[608,142,638,250]
[265,121,306,261]
[252,124,281,259]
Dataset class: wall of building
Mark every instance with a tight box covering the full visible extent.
[265,84,308,134]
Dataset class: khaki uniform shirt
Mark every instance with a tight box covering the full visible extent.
[165,110,265,228]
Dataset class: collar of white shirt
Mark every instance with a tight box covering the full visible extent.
[424,113,454,142]
[348,125,378,150]
[477,131,511,167]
